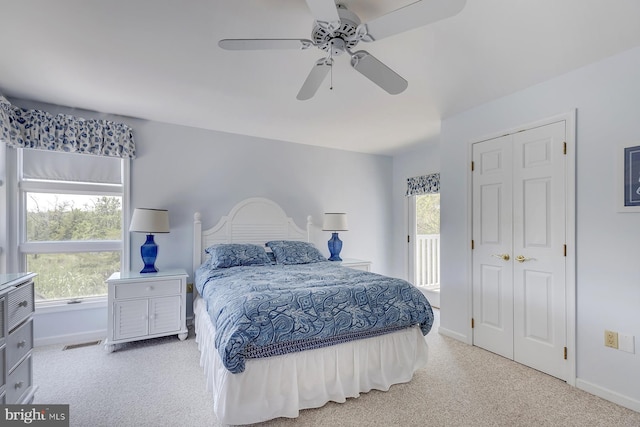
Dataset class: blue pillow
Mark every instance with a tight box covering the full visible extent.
[205,243,271,268]
[266,240,327,265]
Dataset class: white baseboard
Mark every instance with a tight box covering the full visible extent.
[35,329,106,348]
[576,378,640,413]
[438,326,470,344]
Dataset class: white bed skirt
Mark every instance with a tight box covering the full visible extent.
[194,296,429,425]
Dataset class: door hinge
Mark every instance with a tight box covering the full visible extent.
[471,161,475,171]
[407,235,410,243]
[564,346,567,360]
[563,141,567,155]
[564,244,567,257]
[471,318,475,329]
[471,240,475,250]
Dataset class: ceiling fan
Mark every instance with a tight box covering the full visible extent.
[219,0,466,100]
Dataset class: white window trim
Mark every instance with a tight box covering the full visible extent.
[12,148,131,309]
[35,296,108,314]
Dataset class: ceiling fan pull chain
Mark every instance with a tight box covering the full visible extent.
[330,60,333,91]
[329,41,333,90]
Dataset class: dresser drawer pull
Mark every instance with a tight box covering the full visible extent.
[17,340,27,348]
[146,286,153,292]
[15,381,23,389]
[18,300,29,308]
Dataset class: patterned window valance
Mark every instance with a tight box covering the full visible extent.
[0,95,135,159]
[406,173,440,196]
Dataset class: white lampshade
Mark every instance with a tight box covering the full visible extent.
[129,208,170,233]
[322,213,348,231]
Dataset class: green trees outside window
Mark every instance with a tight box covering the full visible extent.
[25,194,122,301]
[416,194,440,235]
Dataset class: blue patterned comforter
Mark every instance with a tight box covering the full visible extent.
[195,261,434,374]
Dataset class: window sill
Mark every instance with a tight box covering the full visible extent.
[36,296,107,314]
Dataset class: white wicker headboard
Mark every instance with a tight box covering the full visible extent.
[193,197,311,272]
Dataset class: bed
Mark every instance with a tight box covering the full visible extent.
[192,198,433,425]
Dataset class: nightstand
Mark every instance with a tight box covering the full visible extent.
[338,258,372,272]
[105,269,188,353]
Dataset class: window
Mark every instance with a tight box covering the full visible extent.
[17,148,129,304]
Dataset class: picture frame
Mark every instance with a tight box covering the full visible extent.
[617,144,640,212]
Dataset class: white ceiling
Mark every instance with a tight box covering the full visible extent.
[2,0,640,155]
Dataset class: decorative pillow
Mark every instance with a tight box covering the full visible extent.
[205,243,271,268]
[266,240,327,265]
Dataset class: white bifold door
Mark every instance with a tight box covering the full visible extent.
[472,120,567,381]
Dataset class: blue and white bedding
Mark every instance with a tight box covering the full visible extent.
[195,261,434,374]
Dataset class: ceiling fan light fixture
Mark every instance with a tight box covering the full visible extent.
[218,0,466,99]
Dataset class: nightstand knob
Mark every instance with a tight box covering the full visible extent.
[18,300,28,307]
[15,381,23,389]
[146,286,153,291]
[17,340,26,348]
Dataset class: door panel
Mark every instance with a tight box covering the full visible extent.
[523,270,552,342]
[479,265,504,328]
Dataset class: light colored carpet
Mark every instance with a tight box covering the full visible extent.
[33,310,640,426]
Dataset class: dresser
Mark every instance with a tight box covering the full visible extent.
[0,272,37,404]
[105,269,188,353]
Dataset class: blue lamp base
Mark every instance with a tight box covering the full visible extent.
[140,234,159,273]
[327,232,343,261]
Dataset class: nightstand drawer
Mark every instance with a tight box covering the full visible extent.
[114,279,181,299]
[6,319,32,373]
[7,354,31,404]
[8,283,34,331]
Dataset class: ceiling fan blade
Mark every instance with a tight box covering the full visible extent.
[219,39,313,50]
[304,0,340,26]
[350,51,407,95]
[362,0,466,41]
[297,58,332,101]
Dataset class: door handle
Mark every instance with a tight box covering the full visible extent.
[491,254,510,261]
[515,255,535,263]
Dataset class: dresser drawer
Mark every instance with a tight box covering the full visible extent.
[8,282,34,331]
[7,354,32,404]
[6,319,32,373]
[0,346,5,390]
[113,279,181,299]
[0,295,5,340]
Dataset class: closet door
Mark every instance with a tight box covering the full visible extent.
[472,135,514,359]
[472,121,567,380]
[512,121,566,380]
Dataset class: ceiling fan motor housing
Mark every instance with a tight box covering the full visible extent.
[312,5,360,56]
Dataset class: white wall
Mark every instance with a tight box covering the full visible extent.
[129,120,394,279]
[5,98,394,345]
[438,46,640,410]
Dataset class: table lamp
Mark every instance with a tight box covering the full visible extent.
[322,212,348,261]
[129,208,170,273]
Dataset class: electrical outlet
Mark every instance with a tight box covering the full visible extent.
[186,283,194,293]
[604,330,619,349]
